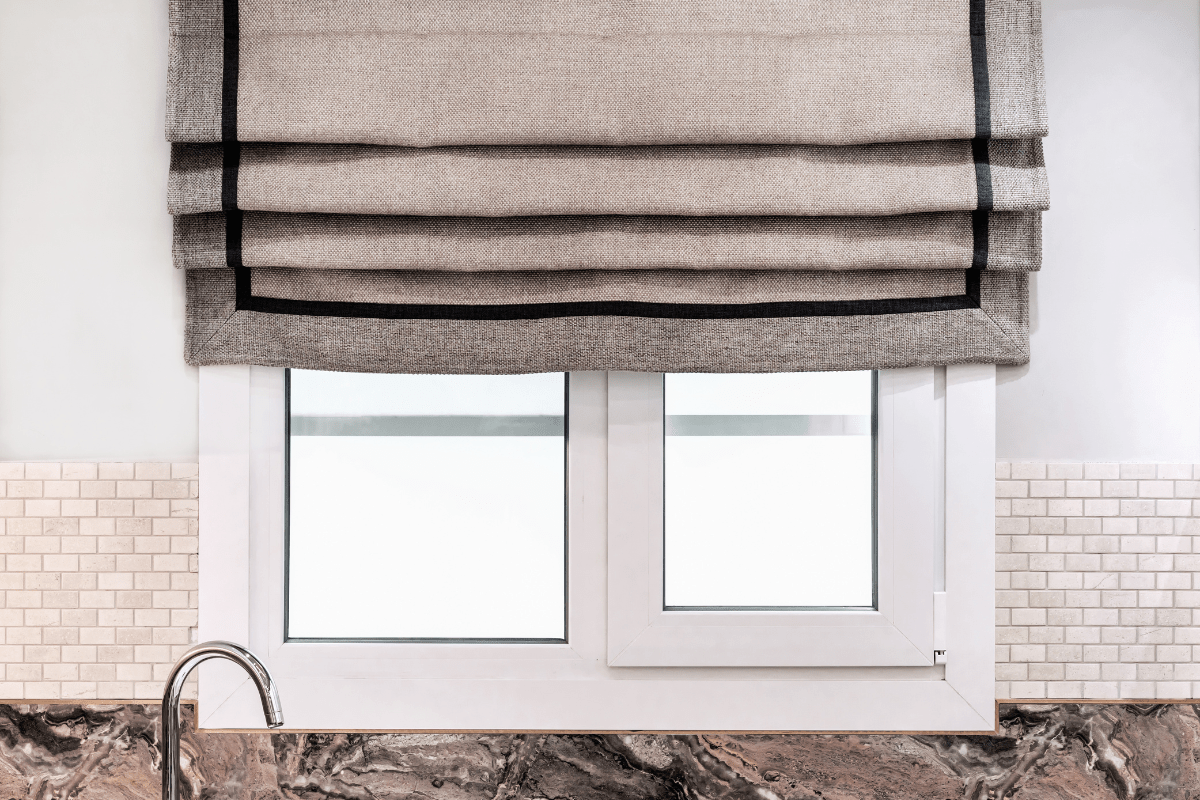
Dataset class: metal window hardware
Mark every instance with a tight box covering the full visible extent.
[933,591,947,664]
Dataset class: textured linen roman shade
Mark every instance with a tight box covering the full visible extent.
[168,0,1047,374]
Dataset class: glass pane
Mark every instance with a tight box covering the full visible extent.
[287,370,566,640]
[664,372,875,609]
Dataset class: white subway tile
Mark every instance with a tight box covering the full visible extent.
[1120,573,1156,591]
[1158,464,1194,480]
[1121,499,1157,516]
[1119,681,1157,699]
[1138,481,1175,499]
[1047,464,1084,480]
[97,464,134,480]
[1048,608,1083,626]
[1011,499,1048,516]
[1029,518,1065,535]
[1084,463,1120,480]
[62,464,97,481]
[1102,481,1138,498]
[1122,608,1157,626]
[1028,663,1063,680]
[1120,464,1158,480]
[1046,681,1083,698]
[1064,627,1101,644]
[1136,663,1174,681]
[1029,554,1066,571]
[996,663,1027,681]
[1065,481,1101,498]
[1010,463,1046,480]
[1082,682,1119,699]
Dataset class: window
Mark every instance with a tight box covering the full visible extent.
[198,365,995,732]
[607,369,938,669]
[286,370,568,642]
[662,371,875,611]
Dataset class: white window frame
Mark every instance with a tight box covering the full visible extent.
[198,364,995,732]
[608,369,935,668]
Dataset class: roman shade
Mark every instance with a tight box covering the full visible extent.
[169,0,1047,374]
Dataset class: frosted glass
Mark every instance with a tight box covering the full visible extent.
[291,370,564,416]
[287,371,566,640]
[666,371,872,416]
[664,372,874,609]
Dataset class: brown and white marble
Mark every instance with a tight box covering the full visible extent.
[0,704,1196,799]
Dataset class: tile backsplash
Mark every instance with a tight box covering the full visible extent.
[0,463,198,699]
[996,462,1200,700]
[1,461,1199,702]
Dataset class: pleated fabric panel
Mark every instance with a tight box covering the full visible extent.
[167,0,1048,374]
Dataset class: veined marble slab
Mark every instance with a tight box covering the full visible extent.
[0,703,1195,799]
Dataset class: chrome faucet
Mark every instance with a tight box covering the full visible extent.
[161,641,284,800]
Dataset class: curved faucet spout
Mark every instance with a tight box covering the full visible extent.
[161,641,284,800]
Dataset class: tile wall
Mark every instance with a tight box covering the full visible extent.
[0,463,198,699]
[996,462,1200,699]
[2,461,1199,702]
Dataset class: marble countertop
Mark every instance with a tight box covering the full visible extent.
[0,703,1196,799]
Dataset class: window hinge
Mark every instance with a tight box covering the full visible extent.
[933,591,947,664]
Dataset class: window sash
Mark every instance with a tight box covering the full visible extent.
[283,369,571,643]
[607,369,936,668]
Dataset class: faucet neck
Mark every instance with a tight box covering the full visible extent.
[161,642,284,800]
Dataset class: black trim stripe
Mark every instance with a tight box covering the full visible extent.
[225,207,244,268]
[221,0,991,322]
[221,0,242,269]
[221,144,239,214]
[233,267,982,320]
[221,0,238,144]
[970,0,993,272]
[970,0,991,139]
[972,138,992,270]
[965,263,982,305]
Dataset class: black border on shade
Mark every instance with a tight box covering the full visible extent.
[219,0,992,321]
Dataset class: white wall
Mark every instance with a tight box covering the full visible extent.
[0,1,1195,463]
[0,0,195,461]
[997,0,1200,461]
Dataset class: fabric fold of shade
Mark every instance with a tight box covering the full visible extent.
[174,211,1042,273]
[168,0,1048,374]
[186,269,1029,372]
[168,140,1049,217]
[168,0,1045,146]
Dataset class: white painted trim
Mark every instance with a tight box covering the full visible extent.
[943,363,997,727]
[606,369,936,667]
[197,365,254,726]
[199,365,996,732]
[209,676,990,732]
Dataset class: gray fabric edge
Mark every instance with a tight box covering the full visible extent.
[166,0,223,142]
[987,0,1049,138]
[977,270,1030,363]
[172,211,1040,272]
[184,270,1029,373]
[173,213,226,269]
[988,211,1041,271]
[169,0,221,37]
[168,144,223,215]
[165,34,222,143]
[989,139,1049,212]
